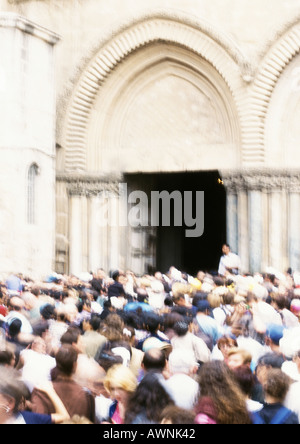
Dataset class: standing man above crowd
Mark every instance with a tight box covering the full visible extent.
[218,244,241,277]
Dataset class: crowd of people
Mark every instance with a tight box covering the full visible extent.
[1,247,300,424]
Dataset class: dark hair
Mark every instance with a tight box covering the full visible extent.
[256,352,285,370]
[8,318,22,337]
[163,312,185,331]
[173,321,189,337]
[60,327,81,345]
[144,313,162,334]
[233,365,256,396]
[40,304,55,320]
[112,270,120,281]
[160,405,196,424]
[89,315,101,331]
[55,344,78,376]
[0,350,15,366]
[142,348,166,372]
[164,295,174,307]
[124,372,174,424]
[263,369,291,402]
[97,351,123,372]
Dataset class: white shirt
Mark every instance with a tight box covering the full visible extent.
[285,381,300,423]
[163,373,200,410]
[218,252,241,276]
[171,332,211,364]
[5,311,33,335]
[20,349,56,392]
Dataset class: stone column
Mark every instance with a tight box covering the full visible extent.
[107,192,120,272]
[226,192,238,254]
[237,189,249,273]
[69,194,83,276]
[288,187,300,272]
[66,175,123,275]
[223,170,300,275]
[88,195,101,272]
[268,190,285,271]
[248,190,263,274]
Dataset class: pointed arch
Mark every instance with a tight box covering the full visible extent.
[61,15,250,173]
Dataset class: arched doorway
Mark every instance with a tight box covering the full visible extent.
[58,16,243,275]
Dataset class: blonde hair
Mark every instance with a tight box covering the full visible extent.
[227,347,252,365]
[62,415,93,424]
[172,282,192,298]
[104,364,137,395]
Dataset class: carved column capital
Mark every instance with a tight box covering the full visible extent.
[221,169,300,193]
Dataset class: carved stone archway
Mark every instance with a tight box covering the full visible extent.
[60,15,250,174]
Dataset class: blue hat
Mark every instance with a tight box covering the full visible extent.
[196,300,210,312]
[266,324,285,346]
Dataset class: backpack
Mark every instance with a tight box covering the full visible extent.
[252,406,292,425]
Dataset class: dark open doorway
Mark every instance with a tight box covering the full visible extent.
[124,171,227,276]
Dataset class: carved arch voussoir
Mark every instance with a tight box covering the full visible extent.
[243,23,300,165]
[63,16,249,173]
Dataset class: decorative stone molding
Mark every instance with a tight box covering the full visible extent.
[61,11,300,173]
[63,15,248,173]
[222,169,300,192]
[0,12,60,45]
[243,23,300,164]
[56,173,122,197]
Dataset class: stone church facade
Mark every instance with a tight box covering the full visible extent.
[1,0,300,278]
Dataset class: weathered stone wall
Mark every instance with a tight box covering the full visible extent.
[0,12,59,278]
[2,1,300,275]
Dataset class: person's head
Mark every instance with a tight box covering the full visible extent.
[263,369,291,403]
[226,348,252,370]
[62,415,93,424]
[162,312,185,338]
[100,313,125,342]
[197,361,251,424]
[55,344,78,377]
[104,364,137,406]
[31,336,47,354]
[271,293,288,311]
[143,312,162,334]
[290,299,300,319]
[142,348,167,373]
[168,349,198,376]
[173,320,189,337]
[124,372,175,424]
[0,366,30,423]
[83,315,101,332]
[97,348,123,371]
[232,365,256,398]
[222,244,231,255]
[40,304,55,321]
[160,405,195,424]
[8,318,22,338]
[60,327,83,354]
[217,336,238,360]
[255,352,286,385]
[8,296,24,312]
[109,341,132,367]
[112,270,120,282]
[0,350,15,368]
[265,324,285,350]
[196,300,210,315]
[173,294,187,307]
